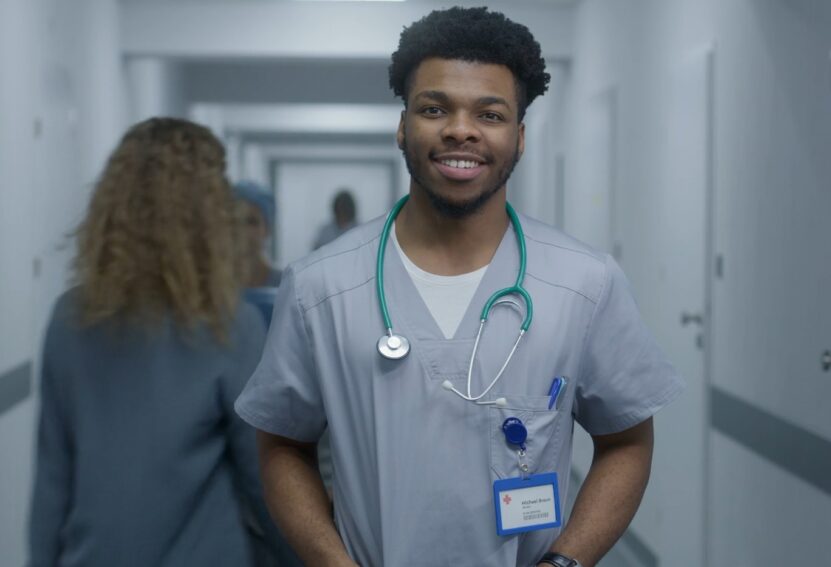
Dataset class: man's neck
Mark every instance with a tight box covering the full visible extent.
[395,188,510,276]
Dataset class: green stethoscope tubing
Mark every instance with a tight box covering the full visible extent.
[376,194,534,347]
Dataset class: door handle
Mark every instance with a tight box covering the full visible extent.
[681,312,704,327]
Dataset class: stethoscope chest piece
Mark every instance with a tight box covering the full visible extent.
[377,333,411,360]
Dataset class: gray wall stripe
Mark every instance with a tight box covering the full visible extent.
[0,361,33,416]
[711,385,831,497]
[569,468,659,567]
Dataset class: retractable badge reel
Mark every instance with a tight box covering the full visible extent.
[502,417,530,478]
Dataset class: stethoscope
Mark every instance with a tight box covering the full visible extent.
[376,195,534,407]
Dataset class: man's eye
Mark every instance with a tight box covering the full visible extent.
[421,106,445,116]
[481,112,504,122]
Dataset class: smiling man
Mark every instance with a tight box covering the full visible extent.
[236,7,683,567]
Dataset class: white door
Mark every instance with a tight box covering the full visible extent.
[274,160,395,266]
[631,46,713,567]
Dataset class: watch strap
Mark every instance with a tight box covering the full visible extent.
[539,552,581,567]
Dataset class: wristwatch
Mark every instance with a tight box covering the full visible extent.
[538,552,583,567]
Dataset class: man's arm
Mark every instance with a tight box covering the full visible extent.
[539,417,654,567]
[257,430,358,567]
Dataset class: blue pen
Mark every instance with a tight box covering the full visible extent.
[548,376,566,410]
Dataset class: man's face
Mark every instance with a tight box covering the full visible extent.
[397,58,525,219]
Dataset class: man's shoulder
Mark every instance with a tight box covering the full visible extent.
[521,216,606,263]
[519,215,610,304]
[295,216,383,272]
[288,216,384,310]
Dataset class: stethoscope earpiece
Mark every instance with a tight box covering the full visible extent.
[480,397,508,407]
[441,379,508,407]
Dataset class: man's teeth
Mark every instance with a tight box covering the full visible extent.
[440,159,479,169]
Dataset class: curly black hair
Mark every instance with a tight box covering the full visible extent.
[389,7,550,121]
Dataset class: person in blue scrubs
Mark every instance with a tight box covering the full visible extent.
[233,181,281,327]
[313,189,358,250]
[236,8,683,567]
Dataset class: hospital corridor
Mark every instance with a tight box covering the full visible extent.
[1,0,830,566]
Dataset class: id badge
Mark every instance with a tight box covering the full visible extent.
[493,472,561,536]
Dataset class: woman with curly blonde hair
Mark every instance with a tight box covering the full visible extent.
[29,118,282,567]
[74,117,237,339]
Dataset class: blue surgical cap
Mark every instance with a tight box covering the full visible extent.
[233,180,275,230]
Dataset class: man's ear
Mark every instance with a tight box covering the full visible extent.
[517,121,525,161]
[396,110,406,149]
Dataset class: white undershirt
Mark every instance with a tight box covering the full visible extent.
[391,224,488,339]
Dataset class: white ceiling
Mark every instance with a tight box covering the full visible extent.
[120,0,578,4]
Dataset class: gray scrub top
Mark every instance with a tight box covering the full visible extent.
[236,214,683,567]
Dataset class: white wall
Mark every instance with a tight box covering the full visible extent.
[125,57,187,123]
[708,0,831,441]
[566,0,831,565]
[0,0,127,563]
[509,63,570,227]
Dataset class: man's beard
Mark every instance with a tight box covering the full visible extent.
[400,137,521,219]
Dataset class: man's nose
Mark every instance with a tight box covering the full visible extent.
[441,112,481,144]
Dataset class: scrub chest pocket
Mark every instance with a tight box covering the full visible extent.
[489,395,566,480]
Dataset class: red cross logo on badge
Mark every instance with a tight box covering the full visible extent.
[502,494,512,505]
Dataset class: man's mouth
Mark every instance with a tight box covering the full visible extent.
[437,159,480,169]
[431,154,488,181]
